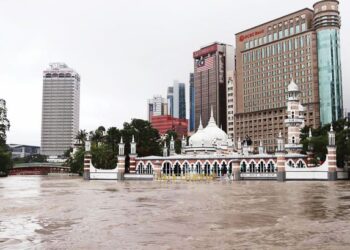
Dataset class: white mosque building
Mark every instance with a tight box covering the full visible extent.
[83,80,348,181]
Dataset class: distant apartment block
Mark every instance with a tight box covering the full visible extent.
[8,144,40,159]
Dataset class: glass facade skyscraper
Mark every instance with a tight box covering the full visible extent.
[173,82,186,119]
[314,0,343,125]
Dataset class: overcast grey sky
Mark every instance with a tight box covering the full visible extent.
[1,0,349,146]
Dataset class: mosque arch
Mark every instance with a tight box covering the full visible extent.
[204,161,211,176]
[287,160,296,168]
[162,161,173,175]
[212,161,220,176]
[257,160,266,173]
[145,161,153,175]
[173,161,182,176]
[182,161,191,175]
[194,161,202,174]
[240,160,248,173]
[296,160,307,169]
[266,160,276,173]
[221,161,228,175]
[136,162,145,174]
[248,160,257,173]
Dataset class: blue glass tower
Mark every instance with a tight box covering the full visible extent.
[314,0,343,125]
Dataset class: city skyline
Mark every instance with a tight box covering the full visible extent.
[1,0,349,146]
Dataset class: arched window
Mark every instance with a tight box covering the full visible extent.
[258,162,265,173]
[195,162,202,174]
[221,162,228,175]
[241,162,247,173]
[182,162,190,175]
[249,162,256,173]
[212,162,219,176]
[204,162,211,176]
[267,162,275,173]
[137,163,144,174]
[297,161,306,168]
[162,162,172,176]
[146,163,153,174]
[173,162,181,176]
[288,160,295,168]
[292,136,295,144]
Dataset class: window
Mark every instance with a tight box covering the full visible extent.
[284,28,289,37]
[290,26,294,35]
[301,23,306,32]
[296,24,300,33]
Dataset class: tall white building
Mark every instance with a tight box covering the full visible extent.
[147,95,168,121]
[41,63,80,157]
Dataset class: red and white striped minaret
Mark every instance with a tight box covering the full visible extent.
[118,137,126,179]
[128,135,137,174]
[327,125,337,181]
[276,131,286,182]
[83,137,91,180]
[285,80,304,154]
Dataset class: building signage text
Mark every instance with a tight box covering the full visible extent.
[239,29,265,42]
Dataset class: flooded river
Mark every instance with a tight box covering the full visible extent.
[1,176,350,249]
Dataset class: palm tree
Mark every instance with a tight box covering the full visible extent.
[75,130,88,144]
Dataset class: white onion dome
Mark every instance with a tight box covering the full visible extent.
[189,109,228,147]
[189,117,205,147]
[288,79,299,92]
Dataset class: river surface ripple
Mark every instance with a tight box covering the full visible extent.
[1,176,350,250]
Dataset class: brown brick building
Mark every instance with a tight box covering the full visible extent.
[235,8,322,152]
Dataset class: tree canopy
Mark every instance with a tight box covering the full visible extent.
[0,100,12,175]
[66,119,163,173]
[301,119,350,167]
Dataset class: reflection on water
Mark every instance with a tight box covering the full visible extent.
[1,176,350,249]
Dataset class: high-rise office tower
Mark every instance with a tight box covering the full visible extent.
[189,73,195,132]
[167,87,174,117]
[147,95,168,121]
[314,0,343,125]
[193,42,234,132]
[41,63,80,157]
[234,0,343,152]
[173,82,186,119]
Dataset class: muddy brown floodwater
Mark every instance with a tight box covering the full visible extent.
[1,176,350,250]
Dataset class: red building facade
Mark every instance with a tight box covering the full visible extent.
[151,115,188,137]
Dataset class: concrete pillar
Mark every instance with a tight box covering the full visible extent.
[83,153,91,180]
[154,162,161,179]
[232,161,241,181]
[327,146,337,181]
[117,156,125,180]
[277,153,286,182]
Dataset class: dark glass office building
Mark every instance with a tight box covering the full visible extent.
[189,73,195,132]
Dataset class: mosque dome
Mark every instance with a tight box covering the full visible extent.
[189,108,228,147]
[288,79,299,92]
